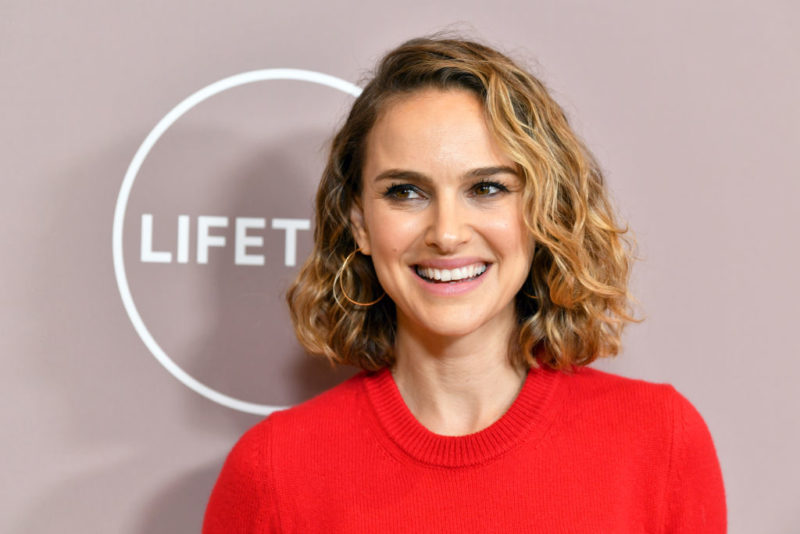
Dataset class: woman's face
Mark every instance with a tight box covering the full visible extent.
[350,88,534,341]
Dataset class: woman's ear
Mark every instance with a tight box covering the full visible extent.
[349,201,371,255]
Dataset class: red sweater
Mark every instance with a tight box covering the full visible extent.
[203,365,726,533]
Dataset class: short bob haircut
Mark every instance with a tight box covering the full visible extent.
[287,35,638,372]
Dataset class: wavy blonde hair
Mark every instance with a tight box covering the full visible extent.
[287,35,639,372]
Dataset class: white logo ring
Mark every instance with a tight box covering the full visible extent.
[112,69,362,415]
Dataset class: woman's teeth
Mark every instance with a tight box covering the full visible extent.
[415,263,487,282]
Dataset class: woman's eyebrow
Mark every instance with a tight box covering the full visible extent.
[373,165,517,184]
[373,169,429,184]
[465,165,518,178]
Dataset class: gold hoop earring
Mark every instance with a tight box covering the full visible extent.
[334,249,385,307]
[521,280,538,299]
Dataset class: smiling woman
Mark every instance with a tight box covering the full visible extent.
[352,89,534,354]
[203,35,726,533]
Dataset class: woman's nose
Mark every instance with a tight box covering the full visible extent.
[424,196,471,253]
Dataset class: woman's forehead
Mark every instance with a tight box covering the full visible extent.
[364,89,515,176]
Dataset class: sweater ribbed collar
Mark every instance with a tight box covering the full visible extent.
[362,364,563,468]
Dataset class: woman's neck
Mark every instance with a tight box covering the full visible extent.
[391,317,526,437]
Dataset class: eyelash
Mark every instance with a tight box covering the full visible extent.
[381,181,510,201]
[471,181,509,196]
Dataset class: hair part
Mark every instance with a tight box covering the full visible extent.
[287,35,640,372]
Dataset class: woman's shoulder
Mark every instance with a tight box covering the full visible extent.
[270,369,371,426]
[551,365,726,529]
[566,364,691,409]
[232,370,371,449]
[560,365,716,449]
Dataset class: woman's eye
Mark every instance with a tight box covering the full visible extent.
[472,181,508,196]
[383,184,422,200]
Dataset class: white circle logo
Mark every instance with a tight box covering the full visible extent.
[112,69,362,415]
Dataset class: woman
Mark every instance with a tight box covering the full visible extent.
[203,36,726,532]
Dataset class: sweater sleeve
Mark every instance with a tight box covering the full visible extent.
[661,387,727,533]
[202,418,280,534]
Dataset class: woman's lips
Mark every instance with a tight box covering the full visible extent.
[414,263,487,283]
[410,262,491,296]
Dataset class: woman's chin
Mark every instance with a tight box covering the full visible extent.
[401,309,512,342]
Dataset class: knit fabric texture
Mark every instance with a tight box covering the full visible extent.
[203,365,726,533]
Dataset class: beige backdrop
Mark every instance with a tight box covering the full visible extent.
[2,2,798,533]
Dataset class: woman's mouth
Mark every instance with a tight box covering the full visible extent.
[414,263,488,283]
